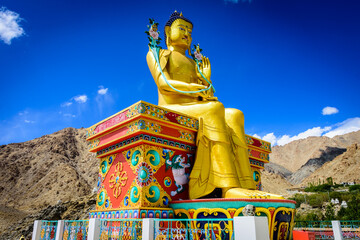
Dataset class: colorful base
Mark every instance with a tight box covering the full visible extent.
[170,198,296,240]
[89,208,174,219]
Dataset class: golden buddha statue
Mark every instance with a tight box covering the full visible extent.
[147,12,283,200]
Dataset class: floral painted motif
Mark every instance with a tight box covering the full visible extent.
[127,120,162,134]
[109,162,128,198]
[176,115,198,129]
[179,130,195,142]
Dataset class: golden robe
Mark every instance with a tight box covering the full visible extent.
[147,49,256,199]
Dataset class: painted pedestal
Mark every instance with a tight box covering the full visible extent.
[170,198,296,240]
[86,101,295,239]
[87,101,198,219]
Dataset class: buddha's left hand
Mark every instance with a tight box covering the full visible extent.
[196,56,211,81]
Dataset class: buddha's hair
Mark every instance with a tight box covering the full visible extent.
[164,11,193,42]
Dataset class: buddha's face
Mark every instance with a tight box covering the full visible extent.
[168,19,192,49]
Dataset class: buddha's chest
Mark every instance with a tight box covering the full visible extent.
[167,52,197,83]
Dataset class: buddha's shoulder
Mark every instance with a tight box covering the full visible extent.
[147,49,171,58]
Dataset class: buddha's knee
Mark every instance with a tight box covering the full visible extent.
[206,101,225,114]
[225,108,244,125]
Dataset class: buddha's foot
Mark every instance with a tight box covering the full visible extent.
[223,188,284,200]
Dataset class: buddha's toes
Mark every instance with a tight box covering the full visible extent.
[224,188,285,200]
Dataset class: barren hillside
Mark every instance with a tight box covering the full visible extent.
[299,143,360,187]
[270,131,360,173]
[0,128,98,238]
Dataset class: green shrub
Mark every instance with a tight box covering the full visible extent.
[349,184,360,191]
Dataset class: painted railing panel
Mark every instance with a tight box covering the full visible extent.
[154,218,234,240]
[340,220,360,239]
[40,221,58,240]
[99,219,143,240]
[62,220,89,240]
[294,220,360,240]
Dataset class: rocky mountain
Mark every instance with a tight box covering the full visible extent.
[300,143,360,187]
[0,128,98,239]
[288,146,346,185]
[270,131,360,173]
[261,130,360,193]
[261,169,293,197]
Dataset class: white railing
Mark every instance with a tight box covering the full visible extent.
[32,216,269,240]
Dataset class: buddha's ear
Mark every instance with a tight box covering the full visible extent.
[165,26,171,46]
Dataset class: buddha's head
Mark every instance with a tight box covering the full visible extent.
[164,11,193,52]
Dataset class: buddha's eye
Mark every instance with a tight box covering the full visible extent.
[179,27,185,31]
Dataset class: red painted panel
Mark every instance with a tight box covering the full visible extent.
[160,125,181,138]
[250,149,261,158]
[103,154,136,208]
[98,126,129,146]
[251,138,262,148]
[94,110,129,134]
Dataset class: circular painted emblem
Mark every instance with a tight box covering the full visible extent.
[136,162,153,186]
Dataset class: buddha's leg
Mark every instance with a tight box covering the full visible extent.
[224,108,284,199]
[225,108,256,190]
[161,102,242,199]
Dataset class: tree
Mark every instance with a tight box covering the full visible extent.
[344,195,360,220]
[323,203,335,220]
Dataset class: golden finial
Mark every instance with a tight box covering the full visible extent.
[180,12,183,16]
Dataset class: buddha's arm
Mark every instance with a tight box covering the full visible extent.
[146,51,207,95]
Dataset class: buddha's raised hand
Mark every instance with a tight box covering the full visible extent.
[196,56,211,84]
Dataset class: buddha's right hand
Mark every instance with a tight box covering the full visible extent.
[189,83,207,91]
[189,83,209,98]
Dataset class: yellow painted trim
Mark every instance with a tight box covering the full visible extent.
[249,155,270,163]
[250,164,265,169]
[245,134,272,146]
[90,207,174,212]
[96,139,193,158]
[87,101,198,140]
[90,127,196,153]
[248,144,272,154]
[245,134,272,153]
[87,113,198,142]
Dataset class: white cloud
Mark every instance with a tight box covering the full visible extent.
[98,86,108,95]
[322,106,339,115]
[63,113,76,118]
[254,117,360,146]
[61,101,73,107]
[24,119,35,124]
[254,126,332,146]
[0,7,24,44]
[18,110,28,116]
[262,133,277,146]
[324,117,360,138]
[277,126,331,146]
[252,134,261,139]
[73,95,88,103]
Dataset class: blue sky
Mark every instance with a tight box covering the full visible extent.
[1,0,359,146]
